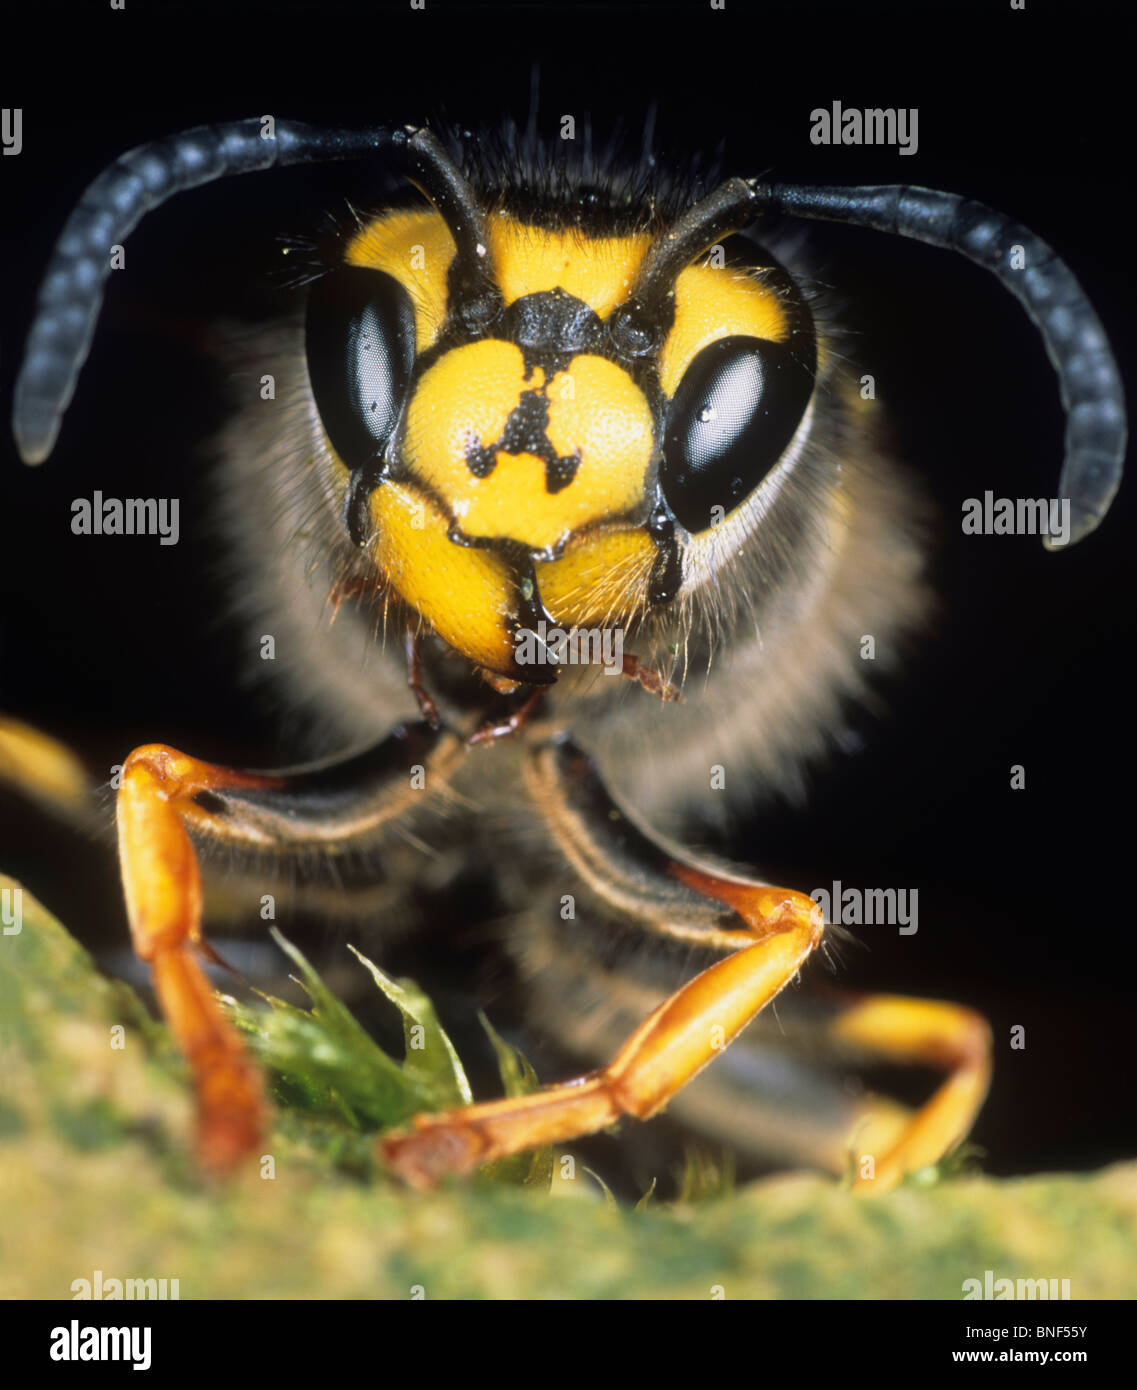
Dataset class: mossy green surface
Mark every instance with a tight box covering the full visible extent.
[2,874,1135,1300]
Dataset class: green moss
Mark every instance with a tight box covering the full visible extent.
[2,873,1136,1300]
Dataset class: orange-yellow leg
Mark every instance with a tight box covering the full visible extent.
[830,994,992,1193]
[0,715,92,822]
[381,878,825,1188]
[115,721,456,1172]
[116,746,281,1171]
[382,733,991,1192]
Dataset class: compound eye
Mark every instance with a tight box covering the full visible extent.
[660,335,814,533]
[305,266,416,470]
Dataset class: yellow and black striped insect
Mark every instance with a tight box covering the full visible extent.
[7,117,1126,1187]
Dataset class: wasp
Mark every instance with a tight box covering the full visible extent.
[6,116,1125,1191]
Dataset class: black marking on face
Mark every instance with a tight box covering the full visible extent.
[505,288,605,374]
[462,380,582,494]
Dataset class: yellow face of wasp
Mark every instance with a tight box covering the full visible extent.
[325,207,793,680]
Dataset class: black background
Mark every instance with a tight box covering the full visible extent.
[0,0,1133,1180]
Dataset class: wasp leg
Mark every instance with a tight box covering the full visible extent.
[466,688,546,746]
[826,993,992,1192]
[0,716,93,826]
[380,734,826,1187]
[404,626,441,729]
[619,652,681,702]
[506,922,990,1186]
[115,723,459,1172]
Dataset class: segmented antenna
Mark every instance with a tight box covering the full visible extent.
[12,118,493,467]
[628,176,1126,548]
[15,123,1126,549]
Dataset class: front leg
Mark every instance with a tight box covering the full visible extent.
[380,735,825,1186]
[381,735,991,1192]
[116,723,461,1171]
